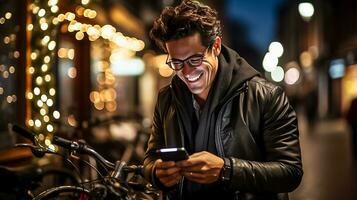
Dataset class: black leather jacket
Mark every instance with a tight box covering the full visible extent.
[144,45,303,200]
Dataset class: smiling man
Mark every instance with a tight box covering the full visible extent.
[143,1,303,200]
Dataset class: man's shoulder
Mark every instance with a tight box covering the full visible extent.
[158,85,172,98]
[156,85,173,109]
[247,76,282,94]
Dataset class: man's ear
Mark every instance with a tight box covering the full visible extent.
[213,36,222,56]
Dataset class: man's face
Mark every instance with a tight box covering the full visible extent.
[165,33,220,101]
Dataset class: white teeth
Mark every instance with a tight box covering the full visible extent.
[187,73,202,82]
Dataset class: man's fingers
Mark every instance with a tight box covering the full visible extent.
[156,159,176,169]
[160,173,182,187]
[176,151,212,167]
[156,166,181,178]
[183,171,204,179]
[176,157,203,167]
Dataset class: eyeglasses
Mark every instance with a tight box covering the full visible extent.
[166,47,209,71]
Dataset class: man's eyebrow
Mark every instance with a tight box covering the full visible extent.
[170,53,204,61]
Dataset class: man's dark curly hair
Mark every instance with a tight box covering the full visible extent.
[150,0,222,52]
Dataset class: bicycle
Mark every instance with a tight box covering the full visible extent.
[9,124,160,200]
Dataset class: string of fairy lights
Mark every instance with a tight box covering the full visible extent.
[24,0,145,150]
[26,0,60,150]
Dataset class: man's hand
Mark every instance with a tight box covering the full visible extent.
[176,151,224,184]
[154,159,182,187]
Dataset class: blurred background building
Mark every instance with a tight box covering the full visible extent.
[0,0,356,199]
[278,0,357,121]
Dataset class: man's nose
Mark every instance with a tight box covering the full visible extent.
[181,62,194,75]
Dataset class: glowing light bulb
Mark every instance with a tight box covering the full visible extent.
[40,108,47,115]
[32,6,39,14]
[28,119,34,127]
[38,9,46,17]
[41,64,48,72]
[9,66,15,73]
[49,88,56,96]
[298,2,314,21]
[53,110,60,119]
[46,99,53,107]
[43,115,50,122]
[34,87,40,95]
[48,41,56,50]
[36,76,43,85]
[37,100,44,107]
[75,31,84,40]
[5,12,12,19]
[29,66,35,74]
[41,94,48,102]
[44,55,51,63]
[68,49,75,59]
[40,23,48,30]
[45,138,51,145]
[35,119,42,127]
[45,74,51,82]
[81,0,90,5]
[52,18,59,25]
[47,124,54,132]
[31,52,37,60]
[6,96,13,103]
[27,24,34,31]
[51,6,59,13]
[269,42,284,58]
[27,92,33,99]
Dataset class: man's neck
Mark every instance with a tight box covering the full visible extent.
[194,94,206,108]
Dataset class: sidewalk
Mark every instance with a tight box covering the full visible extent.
[290,115,357,200]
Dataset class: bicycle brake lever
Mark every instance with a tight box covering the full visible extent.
[69,151,81,160]
[14,143,46,158]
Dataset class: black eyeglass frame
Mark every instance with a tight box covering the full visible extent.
[165,46,210,71]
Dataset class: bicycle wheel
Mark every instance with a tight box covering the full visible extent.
[33,186,90,200]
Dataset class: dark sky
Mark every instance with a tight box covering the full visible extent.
[225,0,284,54]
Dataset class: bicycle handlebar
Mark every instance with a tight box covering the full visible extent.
[10,124,48,157]
[10,124,142,174]
[53,137,144,175]
[10,124,36,143]
[52,136,76,150]
[52,136,115,169]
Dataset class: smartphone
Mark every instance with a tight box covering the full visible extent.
[156,147,189,161]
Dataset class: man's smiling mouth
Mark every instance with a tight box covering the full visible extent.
[186,72,203,82]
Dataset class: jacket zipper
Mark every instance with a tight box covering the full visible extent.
[215,83,248,157]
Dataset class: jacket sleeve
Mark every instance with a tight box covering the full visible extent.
[143,91,167,189]
[229,86,303,193]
